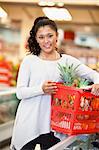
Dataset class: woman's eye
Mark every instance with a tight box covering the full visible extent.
[39,36,44,39]
[48,34,53,38]
[37,34,53,40]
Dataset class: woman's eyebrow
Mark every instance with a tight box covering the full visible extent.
[37,33,53,37]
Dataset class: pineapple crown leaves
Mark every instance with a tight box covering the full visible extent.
[78,78,90,88]
[58,62,80,85]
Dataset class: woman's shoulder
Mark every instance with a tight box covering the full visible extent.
[22,54,36,62]
[60,53,81,64]
[24,54,35,59]
[61,53,80,60]
[20,54,37,66]
[61,53,73,59]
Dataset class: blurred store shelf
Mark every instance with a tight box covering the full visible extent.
[0,120,14,142]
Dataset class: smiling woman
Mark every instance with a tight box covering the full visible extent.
[10,16,99,150]
[10,17,61,150]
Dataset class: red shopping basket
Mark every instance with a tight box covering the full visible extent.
[51,83,99,135]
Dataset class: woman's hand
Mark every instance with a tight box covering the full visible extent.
[91,84,99,96]
[42,81,58,95]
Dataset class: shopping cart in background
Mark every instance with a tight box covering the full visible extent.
[48,134,99,150]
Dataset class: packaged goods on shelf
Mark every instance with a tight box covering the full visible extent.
[0,57,19,87]
[0,59,12,87]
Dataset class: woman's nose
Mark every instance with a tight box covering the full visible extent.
[44,37,49,43]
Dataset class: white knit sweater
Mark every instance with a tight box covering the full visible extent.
[11,54,99,150]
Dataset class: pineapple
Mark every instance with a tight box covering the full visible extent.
[58,62,89,87]
[58,62,80,86]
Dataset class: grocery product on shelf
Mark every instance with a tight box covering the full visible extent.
[0,55,19,87]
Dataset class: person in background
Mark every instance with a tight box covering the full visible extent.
[10,16,99,150]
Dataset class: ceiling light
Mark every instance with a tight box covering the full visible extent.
[38,2,47,6]
[57,2,64,7]
[38,2,55,6]
[42,7,72,21]
[45,2,55,6]
[0,7,7,18]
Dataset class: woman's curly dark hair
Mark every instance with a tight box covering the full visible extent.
[28,16,58,56]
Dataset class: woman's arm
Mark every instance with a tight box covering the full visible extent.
[68,55,99,83]
[16,56,44,100]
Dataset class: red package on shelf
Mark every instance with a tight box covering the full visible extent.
[0,60,12,86]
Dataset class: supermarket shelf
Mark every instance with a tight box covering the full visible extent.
[0,88,16,142]
[0,120,14,142]
[49,135,78,150]
[0,87,16,96]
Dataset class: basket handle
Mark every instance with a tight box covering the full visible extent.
[80,85,92,91]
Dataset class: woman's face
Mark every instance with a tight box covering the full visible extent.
[36,25,58,54]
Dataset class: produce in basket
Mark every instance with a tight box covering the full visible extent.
[51,62,99,135]
[58,62,90,88]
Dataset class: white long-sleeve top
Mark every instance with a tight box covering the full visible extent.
[11,54,99,150]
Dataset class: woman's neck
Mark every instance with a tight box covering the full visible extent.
[39,51,60,60]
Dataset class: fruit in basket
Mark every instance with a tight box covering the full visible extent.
[58,62,80,86]
[51,63,99,135]
[58,63,89,88]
